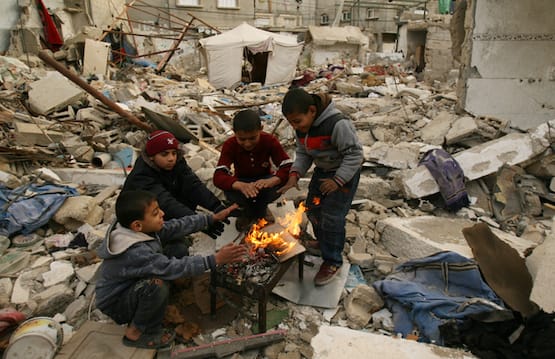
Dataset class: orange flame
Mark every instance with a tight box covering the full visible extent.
[312,197,321,205]
[244,202,306,256]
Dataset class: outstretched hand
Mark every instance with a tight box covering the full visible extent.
[277,176,299,195]
[215,243,247,265]
[213,203,239,222]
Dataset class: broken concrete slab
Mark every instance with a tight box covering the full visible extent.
[445,116,478,145]
[28,71,85,115]
[344,284,383,329]
[51,168,126,186]
[311,325,477,358]
[526,224,555,313]
[377,216,535,260]
[365,142,421,169]
[401,124,554,199]
[420,111,455,145]
[42,260,75,287]
[14,121,67,146]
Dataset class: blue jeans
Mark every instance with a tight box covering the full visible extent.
[224,176,281,219]
[101,278,169,334]
[306,168,360,267]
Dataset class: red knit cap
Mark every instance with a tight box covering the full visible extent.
[145,130,179,156]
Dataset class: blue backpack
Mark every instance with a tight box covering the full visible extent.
[419,148,470,211]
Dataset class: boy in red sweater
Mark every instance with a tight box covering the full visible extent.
[213,109,292,230]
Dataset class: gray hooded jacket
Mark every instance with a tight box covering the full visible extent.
[95,214,215,310]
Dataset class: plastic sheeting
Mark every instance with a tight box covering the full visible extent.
[0,184,78,237]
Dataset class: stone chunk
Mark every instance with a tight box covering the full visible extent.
[28,71,85,115]
[42,260,75,287]
[445,116,478,145]
[344,284,383,329]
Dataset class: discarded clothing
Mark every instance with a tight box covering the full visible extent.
[441,309,555,359]
[419,148,470,211]
[0,184,78,237]
[373,251,504,345]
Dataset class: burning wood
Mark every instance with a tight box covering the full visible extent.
[216,203,307,287]
[244,202,306,257]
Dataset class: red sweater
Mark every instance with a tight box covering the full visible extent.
[213,132,292,191]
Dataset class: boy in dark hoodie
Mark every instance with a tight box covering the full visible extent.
[278,88,363,286]
[95,190,246,349]
[122,130,228,257]
[213,109,292,231]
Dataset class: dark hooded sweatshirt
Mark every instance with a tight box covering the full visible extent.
[122,148,223,220]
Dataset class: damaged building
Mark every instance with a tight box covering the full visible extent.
[0,0,555,358]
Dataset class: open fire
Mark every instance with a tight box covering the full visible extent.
[216,202,307,287]
[243,202,306,259]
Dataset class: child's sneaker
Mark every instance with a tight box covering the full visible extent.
[314,262,339,286]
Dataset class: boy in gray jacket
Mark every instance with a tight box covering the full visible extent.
[279,88,363,286]
[95,190,246,349]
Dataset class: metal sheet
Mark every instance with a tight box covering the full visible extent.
[272,255,349,309]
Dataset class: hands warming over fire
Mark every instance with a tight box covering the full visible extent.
[253,176,281,190]
[277,175,299,194]
[215,243,247,265]
[234,181,259,198]
[213,203,239,222]
[319,178,339,195]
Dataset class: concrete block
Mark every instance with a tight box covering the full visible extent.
[402,122,554,198]
[14,121,66,146]
[344,284,383,329]
[312,325,477,359]
[420,111,455,145]
[53,196,97,225]
[445,116,478,145]
[42,260,75,287]
[28,72,85,115]
[32,283,74,317]
[365,142,421,169]
[377,216,535,260]
[76,262,101,283]
[82,39,110,76]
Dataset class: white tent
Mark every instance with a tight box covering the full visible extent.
[199,22,303,89]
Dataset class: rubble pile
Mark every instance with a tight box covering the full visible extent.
[0,43,554,358]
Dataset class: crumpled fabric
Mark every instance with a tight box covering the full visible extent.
[373,251,505,345]
[0,184,78,237]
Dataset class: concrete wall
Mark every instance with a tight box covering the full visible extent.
[0,0,19,53]
[127,0,316,30]
[310,43,361,66]
[459,0,555,130]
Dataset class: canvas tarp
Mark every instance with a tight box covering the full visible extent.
[199,22,303,88]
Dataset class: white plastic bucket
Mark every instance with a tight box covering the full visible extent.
[3,317,63,359]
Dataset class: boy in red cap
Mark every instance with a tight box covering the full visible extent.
[123,130,228,257]
[213,109,292,231]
